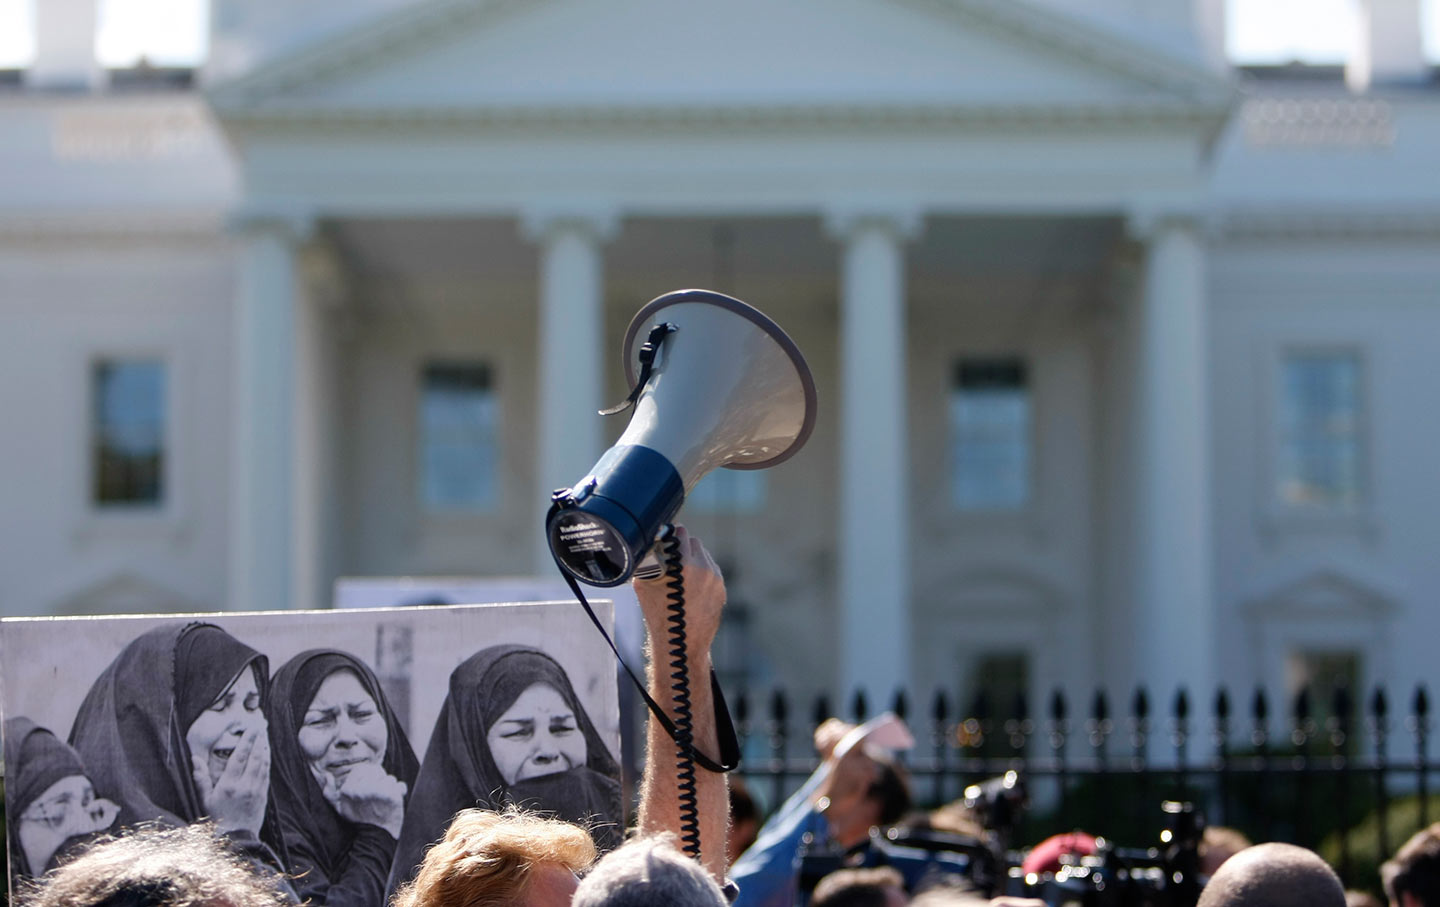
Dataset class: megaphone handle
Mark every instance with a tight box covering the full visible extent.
[546,505,742,775]
[654,526,702,859]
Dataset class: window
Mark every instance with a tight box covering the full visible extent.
[686,469,766,514]
[92,359,165,507]
[960,650,1031,756]
[1278,352,1361,509]
[420,363,497,512]
[950,358,1030,511]
[1286,649,1361,752]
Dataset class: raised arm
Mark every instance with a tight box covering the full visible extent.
[631,525,731,882]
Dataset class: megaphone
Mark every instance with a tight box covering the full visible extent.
[546,289,817,586]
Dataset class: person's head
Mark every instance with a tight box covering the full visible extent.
[571,836,729,907]
[487,680,588,786]
[727,776,760,864]
[16,822,292,907]
[391,808,596,907]
[296,665,388,786]
[4,718,119,878]
[1196,842,1345,907]
[1383,822,1440,907]
[174,626,268,788]
[1200,826,1254,877]
[810,866,909,907]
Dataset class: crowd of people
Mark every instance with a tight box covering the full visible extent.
[8,527,1437,906]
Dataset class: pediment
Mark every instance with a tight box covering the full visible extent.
[1246,567,1399,621]
[209,0,1230,124]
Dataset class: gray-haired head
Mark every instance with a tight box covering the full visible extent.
[571,836,727,907]
[17,822,294,907]
[1196,842,1345,907]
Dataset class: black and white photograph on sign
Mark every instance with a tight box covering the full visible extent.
[0,601,622,907]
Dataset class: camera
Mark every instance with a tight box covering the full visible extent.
[1013,801,1206,907]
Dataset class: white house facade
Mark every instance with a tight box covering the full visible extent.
[2,0,1438,724]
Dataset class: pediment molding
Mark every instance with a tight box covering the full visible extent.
[213,99,1229,132]
[207,0,1233,126]
[944,565,1065,617]
[1244,566,1400,622]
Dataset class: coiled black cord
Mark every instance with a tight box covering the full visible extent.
[657,523,702,858]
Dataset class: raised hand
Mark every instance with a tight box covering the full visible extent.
[193,724,270,835]
[329,761,407,839]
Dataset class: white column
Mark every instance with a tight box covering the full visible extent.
[523,211,616,574]
[827,210,920,707]
[29,0,103,91]
[1130,212,1214,722]
[230,215,310,612]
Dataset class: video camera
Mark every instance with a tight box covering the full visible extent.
[1007,801,1206,907]
[796,772,1206,907]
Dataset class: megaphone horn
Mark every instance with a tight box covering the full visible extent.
[546,289,817,586]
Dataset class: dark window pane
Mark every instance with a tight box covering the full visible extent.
[951,356,1030,511]
[1278,353,1360,508]
[421,363,496,511]
[93,360,165,506]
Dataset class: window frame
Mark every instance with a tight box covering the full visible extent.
[948,355,1035,515]
[1261,342,1373,533]
[415,359,501,516]
[72,344,186,540]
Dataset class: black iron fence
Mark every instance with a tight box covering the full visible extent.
[727,683,1437,891]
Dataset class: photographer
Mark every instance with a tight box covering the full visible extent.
[731,717,913,907]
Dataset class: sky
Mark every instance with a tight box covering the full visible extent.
[0,0,1438,69]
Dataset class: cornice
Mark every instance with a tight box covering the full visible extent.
[0,210,227,243]
[1211,206,1440,241]
[215,100,1232,134]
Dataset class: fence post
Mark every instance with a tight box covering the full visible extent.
[1332,684,1353,882]
[932,690,950,806]
[1372,687,1390,861]
[1051,688,1069,823]
[1173,687,1190,799]
[1090,689,1111,835]
[1132,687,1150,829]
[1253,687,1271,838]
[1415,685,1430,828]
[768,689,788,812]
[1215,687,1231,828]
[1294,685,1313,846]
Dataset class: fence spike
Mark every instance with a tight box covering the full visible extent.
[1215,687,1230,721]
[813,694,829,726]
[1295,685,1312,723]
[851,689,868,722]
[1416,685,1430,721]
[933,689,949,724]
[893,689,909,721]
[1372,687,1388,721]
[1133,686,1150,721]
[770,688,788,724]
[1253,687,1269,723]
[1175,687,1190,721]
[1051,689,1067,723]
[1092,689,1109,724]
[735,690,750,727]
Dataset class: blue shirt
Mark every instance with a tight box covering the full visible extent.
[730,766,833,907]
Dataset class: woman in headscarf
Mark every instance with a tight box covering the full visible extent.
[268,649,419,906]
[386,644,623,897]
[3,717,119,888]
[67,621,288,877]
